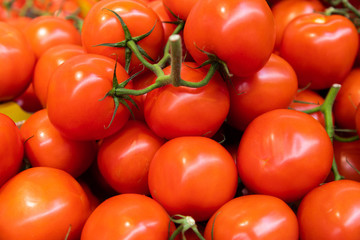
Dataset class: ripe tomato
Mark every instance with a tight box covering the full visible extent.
[33,44,86,107]
[97,120,165,195]
[226,53,298,131]
[148,136,238,221]
[0,21,35,101]
[271,0,325,51]
[20,109,97,178]
[0,113,23,187]
[0,167,92,240]
[237,109,333,202]
[23,15,81,59]
[204,195,299,240]
[333,68,360,130]
[14,82,43,113]
[184,0,275,77]
[288,89,326,127]
[334,139,360,182]
[81,193,177,240]
[279,13,359,90]
[162,0,197,20]
[144,62,229,139]
[81,0,164,73]
[46,54,131,141]
[297,179,360,239]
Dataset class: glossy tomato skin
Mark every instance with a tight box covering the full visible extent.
[0,113,23,187]
[0,167,92,240]
[97,120,165,195]
[81,0,164,73]
[144,62,229,139]
[227,53,298,131]
[271,0,325,51]
[33,44,86,107]
[334,139,360,182]
[47,54,131,141]
[288,89,326,127]
[237,109,333,202]
[148,136,238,221]
[204,195,299,240]
[81,193,177,240]
[298,180,360,240]
[162,0,197,20]
[333,68,360,130]
[20,109,97,178]
[184,0,275,77]
[279,13,359,90]
[23,15,81,59]
[0,21,35,101]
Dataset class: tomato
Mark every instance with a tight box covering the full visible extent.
[148,0,178,41]
[0,167,92,240]
[0,113,23,187]
[33,44,86,107]
[20,109,97,178]
[144,62,229,139]
[14,82,43,113]
[184,0,275,77]
[333,68,360,130]
[204,195,299,240]
[289,89,326,127]
[279,13,359,90]
[0,21,36,101]
[334,139,360,182]
[237,109,333,202]
[297,179,360,239]
[5,16,32,31]
[81,0,164,73]
[97,120,165,195]
[23,15,81,59]
[81,193,177,240]
[162,0,197,20]
[226,53,298,131]
[46,54,131,141]
[271,0,325,51]
[148,136,238,221]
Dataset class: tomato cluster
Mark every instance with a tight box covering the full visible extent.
[2,0,360,239]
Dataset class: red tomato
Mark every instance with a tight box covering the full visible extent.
[144,62,229,139]
[0,167,92,240]
[204,195,299,240]
[162,0,197,20]
[14,82,43,113]
[148,136,238,221]
[297,179,360,239]
[97,120,165,195]
[0,113,23,187]
[81,193,177,240]
[5,16,32,31]
[226,53,298,131]
[334,139,360,182]
[20,109,97,178]
[23,15,81,59]
[288,89,326,127]
[184,0,275,77]
[237,109,333,202]
[271,0,325,51]
[0,21,35,101]
[33,44,86,107]
[279,13,359,90]
[46,54,131,141]
[148,0,178,42]
[81,0,164,73]
[333,68,360,130]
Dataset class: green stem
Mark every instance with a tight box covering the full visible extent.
[169,34,182,87]
[179,63,219,88]
[342,0,360,18]
[334,134,360,142]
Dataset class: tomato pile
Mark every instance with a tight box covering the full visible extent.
[2,0,360,239]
